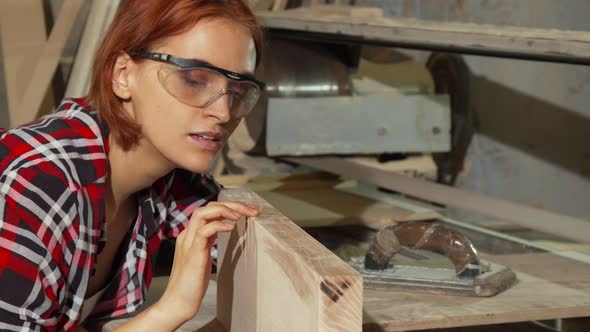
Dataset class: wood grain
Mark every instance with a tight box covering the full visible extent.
[217,188,363,332]
[256,7,590,63]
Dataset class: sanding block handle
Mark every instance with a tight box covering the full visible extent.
[365,222,481,277]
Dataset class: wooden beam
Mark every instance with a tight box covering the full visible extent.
[0,0,47,125]
[301,5,383,18]
[65,0,122,98]
[271,0,288,11]
[286,156,590,243]
[216,188,363,332]
[256,7,590,65]
[13,0,83,127]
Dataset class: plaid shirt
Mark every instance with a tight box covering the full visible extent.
[0,98,221,331]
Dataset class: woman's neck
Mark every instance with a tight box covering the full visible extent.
[107,133,175,206]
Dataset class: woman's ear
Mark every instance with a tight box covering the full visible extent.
[112,52,133,100]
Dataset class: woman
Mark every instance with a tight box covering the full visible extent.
[0,0,263,330]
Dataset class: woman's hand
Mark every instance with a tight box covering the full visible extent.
[156,200,258,324]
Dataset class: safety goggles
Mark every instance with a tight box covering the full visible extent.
[129,52,265,119]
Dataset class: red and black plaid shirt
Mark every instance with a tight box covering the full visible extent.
[0,98,221,331]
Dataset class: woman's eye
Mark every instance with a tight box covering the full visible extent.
[180,71,208,88]
[230,89,245,98]
[184,78,206,87]
[230,85,248,98]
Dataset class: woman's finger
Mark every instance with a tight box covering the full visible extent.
[207,201,258,217]
[191,220,235,250]
[182,207,234,250]
[188,204,241,234]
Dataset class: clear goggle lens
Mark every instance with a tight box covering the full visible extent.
[159,66,261,118]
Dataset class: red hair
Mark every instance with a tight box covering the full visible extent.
[89,0,263,150]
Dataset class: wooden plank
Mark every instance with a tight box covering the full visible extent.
[256,7,590,64]
[364,265,590,331]
[302,5,383,18]
[344,155,437,181]
[482,253,590,290]
[257,189,440,229]
[336,181,590,264]
[217,171,342,190]
[286,156,590,243]
[219,172,440,229]
[0,0,47,125]
[217,188,363,332]
[266,95,450,156]
[65,0,122,98]
[13,0,83,127]
[247,0,274,11]
[271,0,288,11]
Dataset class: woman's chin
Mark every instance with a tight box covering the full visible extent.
[176,156,215,174]
[165,141,220,174]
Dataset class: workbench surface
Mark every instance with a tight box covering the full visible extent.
[98,175,590,331]
[99,252,590,331]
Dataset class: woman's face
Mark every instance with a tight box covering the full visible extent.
[124,17,257,173]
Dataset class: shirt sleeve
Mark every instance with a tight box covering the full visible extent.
[0,169,79,331]
[159,169,222,239]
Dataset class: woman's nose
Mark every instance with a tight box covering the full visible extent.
[203,92,232,123]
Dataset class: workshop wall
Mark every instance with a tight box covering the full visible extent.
[402,0,590,219]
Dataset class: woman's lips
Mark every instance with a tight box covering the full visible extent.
[189,132,224,151]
